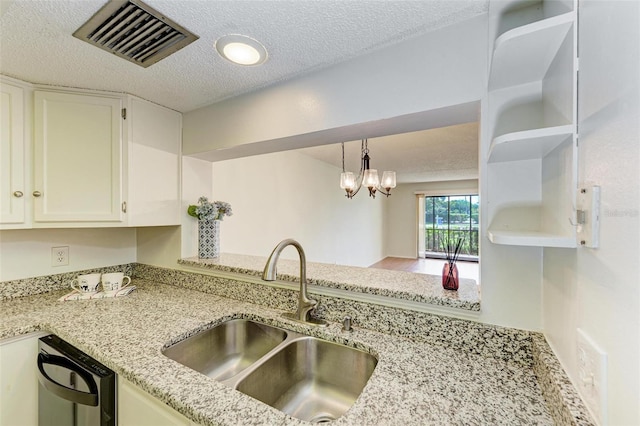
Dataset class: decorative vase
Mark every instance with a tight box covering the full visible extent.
[198,219,220,259]
[442,262,459,291]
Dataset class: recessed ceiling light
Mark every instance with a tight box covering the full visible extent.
[215,34,268,66]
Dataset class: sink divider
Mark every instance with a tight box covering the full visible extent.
[219,331,312,389]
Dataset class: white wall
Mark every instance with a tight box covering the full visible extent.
[0,228,136,281]
[183,15,487,157]
[210,150,385,267]
[385,180,479,259]
[136,226,181,269]
[543,1,640,425]
[181,9,547,331]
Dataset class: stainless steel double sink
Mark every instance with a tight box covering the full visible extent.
[162,319,377,423]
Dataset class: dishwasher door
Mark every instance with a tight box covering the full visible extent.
[37,335,116,426]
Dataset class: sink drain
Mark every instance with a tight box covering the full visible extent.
[310,414,336,423]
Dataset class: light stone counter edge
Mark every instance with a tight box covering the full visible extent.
[178,253,480,312]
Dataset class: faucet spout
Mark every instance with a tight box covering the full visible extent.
[262,239,321,324]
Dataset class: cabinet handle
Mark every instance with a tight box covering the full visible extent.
[33,191,42,197]
[13,191,24,198]
[122,201,127,213]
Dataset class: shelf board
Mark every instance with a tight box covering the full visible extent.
[488,124,574,163]
[488,229,576,248]
[489,12,574,91]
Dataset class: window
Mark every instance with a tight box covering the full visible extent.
[422,195,479,259]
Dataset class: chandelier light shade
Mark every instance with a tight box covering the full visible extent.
[363,168,379,187]
[340,172,357,192]
[381,171,397,190]
[340,139,396,199]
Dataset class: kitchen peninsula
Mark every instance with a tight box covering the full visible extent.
[0,265,592,425]
[179,253,480,312]
[1,263,592,425]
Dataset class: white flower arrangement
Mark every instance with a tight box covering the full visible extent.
[188,197,233,221]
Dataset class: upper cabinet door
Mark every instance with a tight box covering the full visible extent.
[125,97,181,226]
[34,91,124,223]
[0,82,26,225]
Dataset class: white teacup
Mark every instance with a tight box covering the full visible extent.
[71,273,101,293]
[101,272,131,292]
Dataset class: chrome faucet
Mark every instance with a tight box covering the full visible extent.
[262,239,326,325]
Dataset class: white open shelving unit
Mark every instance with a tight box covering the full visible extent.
[488,124,573,163]
[488,229,576,248]
[485,0,578,248]
[489,11,574,90]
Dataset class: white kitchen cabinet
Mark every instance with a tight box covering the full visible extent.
[1,76,182,229]
[123,96,181,227]
[34,90,124,225]
[0,332,48,426]
[484,0,578,248]
[118,377,194,426]
[0,78,29,228]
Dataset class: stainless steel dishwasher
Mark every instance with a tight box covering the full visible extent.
[37,334,116,426]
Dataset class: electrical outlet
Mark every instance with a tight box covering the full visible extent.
[51,246,69,267]
[577,328,608,425]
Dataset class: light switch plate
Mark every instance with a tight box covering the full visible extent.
[577,328,607,425]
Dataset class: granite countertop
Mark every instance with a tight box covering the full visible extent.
[179,254,481,312]
[0,279,551,426]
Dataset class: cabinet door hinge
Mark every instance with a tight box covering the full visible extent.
[122,201,127,213]
[121,108,127,120]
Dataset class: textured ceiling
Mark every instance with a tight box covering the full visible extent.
[0,0,488,112]
[298,122,479,183]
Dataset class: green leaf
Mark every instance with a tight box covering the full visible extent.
[187,205,198,218]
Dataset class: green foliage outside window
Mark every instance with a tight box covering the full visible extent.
[424,195,479,256]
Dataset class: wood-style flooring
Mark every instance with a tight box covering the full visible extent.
[369,257,479,281]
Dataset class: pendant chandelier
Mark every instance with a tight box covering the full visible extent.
[340,139,396,199]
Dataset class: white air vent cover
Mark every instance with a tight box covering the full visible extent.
[73,0,199,68]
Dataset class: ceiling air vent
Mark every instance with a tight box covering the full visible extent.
[73,0,199,68]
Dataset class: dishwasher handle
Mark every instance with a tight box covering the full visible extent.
[37,352,99,407]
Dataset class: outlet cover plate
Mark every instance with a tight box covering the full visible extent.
[577,328,607,425]
[51,246,69,267]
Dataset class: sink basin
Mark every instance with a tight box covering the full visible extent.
[236,336,378,423]
[163,318,378,422]
[162,319,287,381]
